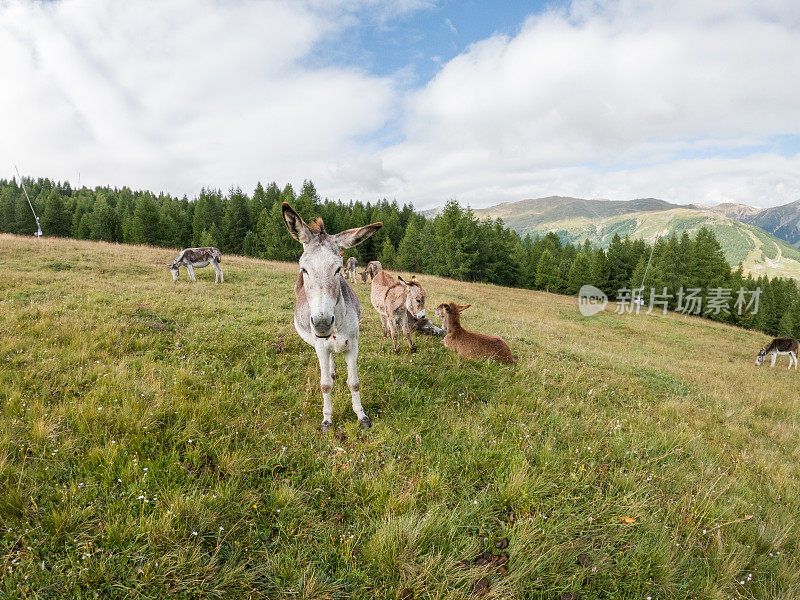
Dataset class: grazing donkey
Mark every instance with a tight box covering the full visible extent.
[359,260,383,282]
[343,256,359,283]
[435,302,514,363]
[171,247,223,283]
[755,337,799,369]
[370,271,428,353]
[282,203,382,431]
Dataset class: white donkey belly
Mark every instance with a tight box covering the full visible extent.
[188,260,211,268]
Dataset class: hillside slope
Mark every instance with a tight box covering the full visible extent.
[475,196,679,229]
[704,202,762,220]
[477,198,800,278]
[744,200,800,247]
[1,235,799,598]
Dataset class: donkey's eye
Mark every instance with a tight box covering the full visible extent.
[300,268,308,275]
[335,267,342,275]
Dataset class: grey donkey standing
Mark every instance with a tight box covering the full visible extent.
[755,338,799,369]
[282,203,382,431]
[171,247,223,283]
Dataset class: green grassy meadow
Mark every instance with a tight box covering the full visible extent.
[1,234,799,599]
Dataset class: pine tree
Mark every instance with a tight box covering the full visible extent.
[222,188,251,254]
[198,228,217,248]
[433,200,479,280]
[654,234,686,299]
[41,190,71,237]
[259,201,300,261]
[90,195,122,242]
[130,196,161,245]
[378,237,397,268]
[396,215,424,272]
[779,309,794,338]
[510,235,534,289]
[13,192,37,235]
[606,233,628,297]
[0,185,17,233]
[535,249,561,292]
[249,182,267,227]
[566,251,592,294]
[691,227,731,289]
[591,248,609,291]
[757,278,778,335]
[75,212,92,239]
[192,189,223,246]
[242,230,257,257]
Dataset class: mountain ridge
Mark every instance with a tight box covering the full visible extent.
[470,196,800,279]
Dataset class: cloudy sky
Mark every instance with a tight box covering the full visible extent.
[2,0,799,209]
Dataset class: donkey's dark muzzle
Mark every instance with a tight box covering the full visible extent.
[311,315,335,338]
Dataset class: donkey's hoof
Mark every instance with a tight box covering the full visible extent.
[409,346,417,354]
[321,421,333,433]
[359,416,372,429]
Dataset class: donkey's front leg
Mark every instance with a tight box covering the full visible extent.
[401,315,416,352]
[379,313,389,337]
[344,339,370,428]
[315,345,334,432]
[387,317,399,353]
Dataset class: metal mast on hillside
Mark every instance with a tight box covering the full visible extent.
[634,233,660,307]
[14,165,42,239]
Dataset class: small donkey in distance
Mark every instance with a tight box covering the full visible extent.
[171,247,223,283]
[755,337,799,370]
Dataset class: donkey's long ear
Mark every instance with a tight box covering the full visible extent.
[457,304,471,312]
[282,203,313,243]
[335,222,382,249]
[397,275,410,288]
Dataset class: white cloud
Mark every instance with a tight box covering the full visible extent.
[2,0,799,209]
[0,0,396,196]
[383,0,800,208]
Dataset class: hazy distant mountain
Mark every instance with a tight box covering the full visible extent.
[704,202,762,220]
[472,196,800,279]
[475,196,679,230]
[744,200,800,246]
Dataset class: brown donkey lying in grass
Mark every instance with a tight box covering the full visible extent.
[435,302,514,363]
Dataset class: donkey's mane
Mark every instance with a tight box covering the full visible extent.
[308,217,326,234]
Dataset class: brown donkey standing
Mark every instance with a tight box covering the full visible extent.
[370,271,428,353]
[282,203,382,431]
[435,302,514,363]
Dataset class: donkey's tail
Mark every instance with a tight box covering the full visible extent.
[215,255,222,263]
